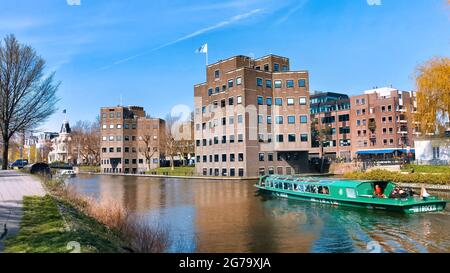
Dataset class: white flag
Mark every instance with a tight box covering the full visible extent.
[196,43,208,54]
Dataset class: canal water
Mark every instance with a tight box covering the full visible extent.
[69,174,450,253]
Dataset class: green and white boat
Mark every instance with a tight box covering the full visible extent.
[255,175,448,214]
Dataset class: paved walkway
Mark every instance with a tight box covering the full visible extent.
[0,170,45,252]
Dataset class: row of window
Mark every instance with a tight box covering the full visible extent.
[102,147,158,153]
[196,114,309,131]
[101,135,158,141]
[195,133,309,147]
[203,168,244,177]
[198,96,308,115]
[102,112,122,119]
[196,153,245,163]
[207,78,307,96]
[102,124,136,129]
[101,158,159,165]
[264,181,330,195]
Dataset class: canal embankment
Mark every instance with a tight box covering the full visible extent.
[1,170,169,253]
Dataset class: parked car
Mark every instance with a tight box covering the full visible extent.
[9,159,29,169]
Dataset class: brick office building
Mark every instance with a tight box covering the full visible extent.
[100,106,166,174]
[194,54,311,177]
[350,87,417,159]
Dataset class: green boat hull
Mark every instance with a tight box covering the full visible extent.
[257,186,447,214]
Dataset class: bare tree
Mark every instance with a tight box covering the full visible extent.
[71,118,100,165]
[0,34,59,169]
[139,135,157,171]
[164,115,178,171]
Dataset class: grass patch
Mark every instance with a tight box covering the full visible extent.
[344,169,450,185]
[78,165,101,173]
[401,164,450,174]
[146,166,195,176]
[3,195,125,253]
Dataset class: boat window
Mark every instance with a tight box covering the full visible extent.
[346,188,356,198]
[299,184,305,192]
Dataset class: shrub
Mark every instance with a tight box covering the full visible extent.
[344,169,450,185]
[43,178,169,253]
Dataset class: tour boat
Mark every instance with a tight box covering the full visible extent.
[60,170,77,178]
[255,175,448,214]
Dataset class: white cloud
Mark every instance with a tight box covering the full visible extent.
[67,0,81,6]
[99,8,263,70]
[275,0,309,25]
[367,0,382,6]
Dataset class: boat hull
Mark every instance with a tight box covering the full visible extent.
[257,187,447,214]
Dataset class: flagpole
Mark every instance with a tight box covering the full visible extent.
[206,51,208,66]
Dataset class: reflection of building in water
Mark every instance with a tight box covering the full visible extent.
[192,182,316,252]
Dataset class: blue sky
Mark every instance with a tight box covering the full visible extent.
[0,0,449,132]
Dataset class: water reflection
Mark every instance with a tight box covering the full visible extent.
[69,175,450,253]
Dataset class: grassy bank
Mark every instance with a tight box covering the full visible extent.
[78,165,101,173]
[3,195,125,253]
[401,164,450,174]
[344,169,450,185]
[146,166,195,176]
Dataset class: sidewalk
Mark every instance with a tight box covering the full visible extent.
[0,170,45,252]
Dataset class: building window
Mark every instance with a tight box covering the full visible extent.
[300,115,308,123]
[258,134,264,142]
[229,116,234,125]
[300,134,308,142]
[238,134,244,143]
[266,97,272,106]
[222,135,227,144]
[286,80,294,88]
[276,134,284,142]
[288,116,295,124]
[288,134,296,142]
[287,98,294,105]
[208,88,213,96]
[268,153,274,161]
[257,96,264,105]
[214,154,219,162]
[258,115,263,124]
[299,97,307,105]
[228,79,234,88]
[215,86,220,94]
[266,80,272,88]
[221,99,226,108]
[276,116,284,124]
[222,154,227,162]
[238,168,244,177]
[274,63,279,72]
[230,168,236,177]
[274,80,282,88]
[229,135,235,143]
[228,97,234,105]
[264,64,269,71]
[298,79,306,87]
[236,77,242,86]
[259,153,265,161]
[230,154,235,162]
[267,115,272,124]
[339,114,350,122]
[238,115,243,124]
[256,78,263,87]
[214,70,220,78]
[102,148,107,153]
[282,65,288,72]
[237,96,242,104]
[238,153,244,162]
[109,147,114,153]
[275,98,283,106]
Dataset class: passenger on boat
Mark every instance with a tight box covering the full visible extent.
[374,185,386,198]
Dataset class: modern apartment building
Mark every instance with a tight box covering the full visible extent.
[194,54,311,177]
[350,87,417,159]
[100,106,166,174]
[309,92,352,160]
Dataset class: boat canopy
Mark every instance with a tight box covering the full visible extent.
[356,148,415,154]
